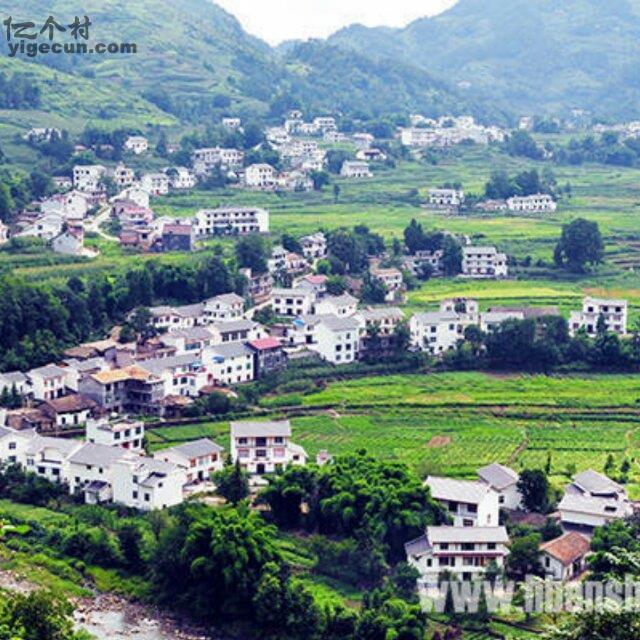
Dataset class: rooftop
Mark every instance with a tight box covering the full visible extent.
[540,532,590,566]
[425,476,494,504]
[158,438,224,460]
[231,420,291,438]
[477,463,519,490]
[68,442,130,467]
[427,526,509,544]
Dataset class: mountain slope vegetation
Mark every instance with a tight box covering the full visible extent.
[330,0,640,119]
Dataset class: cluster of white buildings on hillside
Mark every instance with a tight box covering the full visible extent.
[406,463,631,587]
[0,414,309,510]
[400,115,506,149]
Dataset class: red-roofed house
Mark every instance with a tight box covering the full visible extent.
[247,337,287,378]
[540,532,590,581]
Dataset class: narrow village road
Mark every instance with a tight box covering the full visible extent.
[85,204,118,242]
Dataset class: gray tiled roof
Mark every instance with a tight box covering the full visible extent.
[572,469,623,497]
[558,493,631,518]
[68,443,129,467]
[404,535,431,557]
[317,314,361,332]
[427,526,509,544]
[426,476,494,504]
[209,342,253,359]
[477,463,519,491]
[160,438,223,459]
[230,420,291,438]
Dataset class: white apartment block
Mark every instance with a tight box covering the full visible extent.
[25,436,82,483]
[507,194,557,213]
[425,476,500,527]
[124,136,148,154]
[371,268,404,302]
[477,463,522,510]
[428,188,465,208]
[153,438,224,484]
[207,343,255,385]
[73,165,106,192]
[141,173,170,196]
[270,287,315,317]
[28,365,67,401]
[203,293,244,323]
[86,417,145,452]
[340,161,372,178]
[410,311,464,355]
[192,147,244,175]
[356,307,404,335]
[193,207,269,236]
[569,297,628,337]
[300,232,327,260]
[245,163,276,188]
[309,315,361,365]
[165,167,196,190]
[112,456,187,511]
[66,443,131,500]
[462,246,508,279]
[315,293,358,318]
[230,420,307,475]
[406,526,509,586]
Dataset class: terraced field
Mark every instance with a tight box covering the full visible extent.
[147,372,640,496]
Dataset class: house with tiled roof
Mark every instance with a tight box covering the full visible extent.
[153,438,224,484]
[540,532,590,581]
[478,463,522,510]
[39,394,98,430]
[247,337,287,378]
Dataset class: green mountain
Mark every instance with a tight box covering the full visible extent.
[329,0,640,119]
[0,0,503,133]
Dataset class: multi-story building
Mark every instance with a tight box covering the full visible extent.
[203,293,245,323]
[340,161,372,178]
[300,232,327,260]
[569,297,628,337]
[140,173,170,196]
[425,476,500,527]
[310,315,361,365]
[410,311,464,355]
[461,246,508,279]
[245,163,276,189]
[192,207,269,236]
[86,417,145,452]
[28,365,68,401]
[207,343,255,386]
[507,194,557,213]
[230,420,307,475]
[247,337,288,378]
[73,165,106,192]
[192,147,244,175]
[371,268,404,302]
[124,136,148,154]
[428,188,465,208]
[270,287,315,317]
[315,293,358,318]
[405,526,510,586]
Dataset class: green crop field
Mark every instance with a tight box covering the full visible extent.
[147,371,640,496]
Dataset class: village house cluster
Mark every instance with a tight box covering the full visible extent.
[0,414,310,510]
[400,115,506,149]
[405,462,626,588]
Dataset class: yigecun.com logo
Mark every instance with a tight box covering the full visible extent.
[3,15,137,57]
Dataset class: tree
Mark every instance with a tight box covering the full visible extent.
[542,607,640,640]
[517,469,550,513]
[361,275,387,304]
[507,532,543,579]
[554,218,604,272]
[281,233,302,254]
[310,170,330,191]
[235,235,270,273]
[0,181,15,222]
[441,236,463,276]
[333,183,341,203]
[213,459,249,504]
[156,131,168,156]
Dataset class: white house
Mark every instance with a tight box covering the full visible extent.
[141,173,170,196]
[507,194,556,213]
[192,147,244,175]
[73,165,106,192]
[270,287,315,317]
[40,191,89,219]
[192,207,269,236]
[371,268,404,302]
[153,438,224,484]
[111,456,187,511]
[405,526,510,586]
[310,315,361,365]
[425,476,500,527]
[428,188,465,208]
[0,426,36,466]
[315,293,358,318]
[207,343,255,386]
[222,117,242,130]
[540,532,590,582]
[24,435,82,483]
[140,354,208,397]
[165,167,196,190]
[462,246,508,279]
[300,232,327,260]
[203,293,245,323]
[357,307,404,336]
[52,222,84,256]
[86,417,145,452]
[230,420,307,475]
[124,135,149,155]
[208,319,264,345]
[340,161,372,178]
[558,469,632,531]
[245,164,277,189]
[28,365,68,401]
[477,463,522,510]
[569,297,628,337]
[410,311,463,355]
